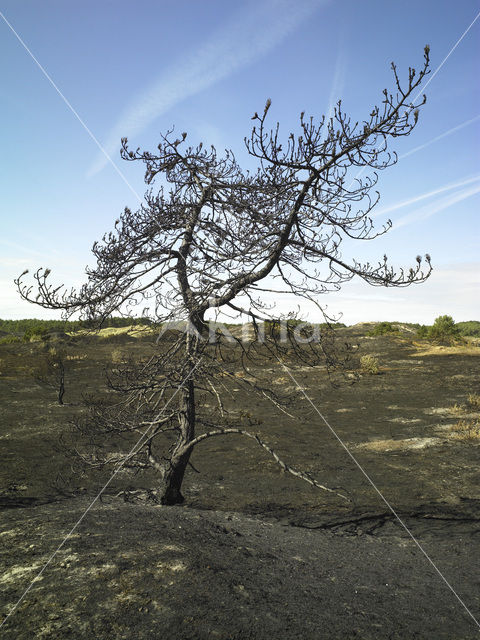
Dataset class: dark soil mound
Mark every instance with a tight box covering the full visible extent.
[1,498,479,639]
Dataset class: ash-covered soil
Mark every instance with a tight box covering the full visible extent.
[1,498,479,639]
[1,328,480,638]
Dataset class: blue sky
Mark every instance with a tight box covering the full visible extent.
[0,0,479,324]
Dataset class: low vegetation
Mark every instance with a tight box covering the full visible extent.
[360,354,380,375]
[467,393,480,410]
[0,317,152,344]
[416,315,463,344]
[0,335,22,345]
[447,393,480,441]
[456,321,480,337]
[450,418,480,441]
[367,321,399,336]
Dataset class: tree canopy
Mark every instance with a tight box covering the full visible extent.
[17,47,432,329]
[16,47,433,505]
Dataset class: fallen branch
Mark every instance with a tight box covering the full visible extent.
[178,428,349,501]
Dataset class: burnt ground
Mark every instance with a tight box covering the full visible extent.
[0,328,479,638]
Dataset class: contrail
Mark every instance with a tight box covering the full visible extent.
[374,174,480,218]
[399,114,480,160]
[88,0,328,177]
[324,38,347,127]
[0,10,143,203]
[411,9,480,101]
[393,181,480,229]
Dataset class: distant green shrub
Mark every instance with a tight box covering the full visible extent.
[318,322,346,329]
[263,319,316,340]
[23,326,50,342]
[417,315,462,343]
[368,322,399,336]
[0,316,151,337]
[0,318,78,335]
[360,354,380,375]
[456,321,480,337]
[430,315,459,339]
[416,325,429,338]
[78,316,152,330]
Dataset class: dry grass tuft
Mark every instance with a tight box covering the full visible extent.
[449,419,480,442]
[448,394,480,418]
[357,437,440,452]
[111,348,126,364]
[467,393,480,410]
[360,354,380,375]
[450,403,464,415]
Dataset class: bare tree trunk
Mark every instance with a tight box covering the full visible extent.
[159,377,195,505]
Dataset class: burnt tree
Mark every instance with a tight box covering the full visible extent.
[34,346,67,406]
[17,48,432,505]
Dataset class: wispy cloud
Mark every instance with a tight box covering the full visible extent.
[88,0,327,177]
[0,257,30,268]
[393,181,480,229]
[374,174,480,219]
[324,39,347,126]
[399,114,480,160]
[0,238,53,259]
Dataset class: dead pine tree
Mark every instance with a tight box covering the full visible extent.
[34,346,67,406]
[17,47,432,505]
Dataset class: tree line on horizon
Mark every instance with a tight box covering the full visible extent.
[1,316,479,342]
[0,316,152,341]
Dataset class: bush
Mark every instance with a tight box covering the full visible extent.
[416,325,429,338]
[417,315,461,343]
[23,326,50,342]
[368,321,398,336]
[456,321,480,337]
[318,322,346,329]
[263,319,316,340]
[360,354,380,375]
[429,315,459,340]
